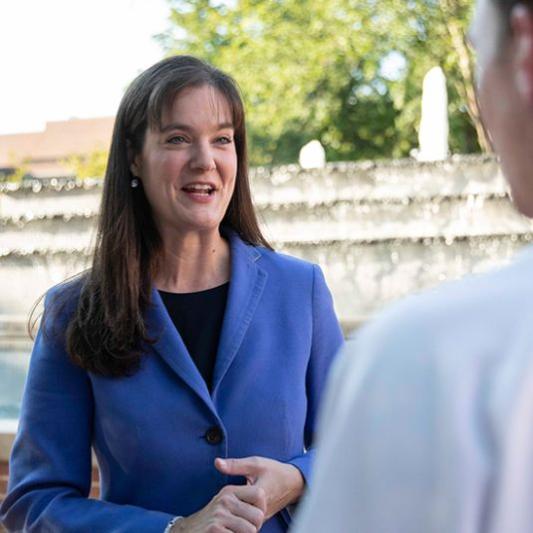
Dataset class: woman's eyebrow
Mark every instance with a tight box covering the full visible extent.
[160,122,234,132]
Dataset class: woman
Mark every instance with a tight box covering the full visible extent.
[0,56,343,532]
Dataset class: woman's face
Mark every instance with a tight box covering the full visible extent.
[132,84,237,237]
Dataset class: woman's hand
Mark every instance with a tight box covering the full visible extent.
[172,484,266,533]
[215,456,305,520]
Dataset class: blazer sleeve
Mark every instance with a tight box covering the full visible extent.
[286,264,344,485]
[0,291,174,533]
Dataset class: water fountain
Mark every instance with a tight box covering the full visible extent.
[416,66,449,161]
[299,140,326,169]
[1,155,533,426]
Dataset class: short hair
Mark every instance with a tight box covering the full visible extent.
[493,0,533,33]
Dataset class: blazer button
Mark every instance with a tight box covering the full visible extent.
[205,426,223,445]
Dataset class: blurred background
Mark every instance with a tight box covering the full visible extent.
[159,0,489,165]
[0,0,488,166]
[1,0,533,504]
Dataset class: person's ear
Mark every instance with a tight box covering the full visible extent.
[130,156,142,178]
[511,4,533,104]
[127,142,142,178]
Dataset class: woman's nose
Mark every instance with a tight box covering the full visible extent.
[190,141,216,171]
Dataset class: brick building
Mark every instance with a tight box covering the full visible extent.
[0,117,114,180]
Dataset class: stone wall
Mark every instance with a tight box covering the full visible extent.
[1,155,533,332]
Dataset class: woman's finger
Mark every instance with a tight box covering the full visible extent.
[225,494,264,529]
[230,484,268,513]
[215,457,262,480]
[222,513,260,533]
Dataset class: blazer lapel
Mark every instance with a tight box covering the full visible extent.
[212,232,267,396]
[145,289,213,408]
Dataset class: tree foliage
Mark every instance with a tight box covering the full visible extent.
[159,0,484,165]
[62,148,108,180]
[0,153,30,183]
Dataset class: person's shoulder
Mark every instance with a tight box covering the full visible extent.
[228,228,316,275]
[256,245,315,274]
[255,246,324,293]
[344,246,533,368]
[321,252,533,426]
[325,248,533,460]
[44,273,87,318]
[46,273,85,301]
[342,246,533,358]
[34,274,87,342]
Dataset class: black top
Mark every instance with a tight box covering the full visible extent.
[158,283,229,391]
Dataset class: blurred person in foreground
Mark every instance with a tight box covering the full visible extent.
[0,55,343,532]
[292,0,533,531]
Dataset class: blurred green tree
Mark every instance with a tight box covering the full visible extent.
[159,0,487,165]
[62,147,108,180]
[0,153,31,183]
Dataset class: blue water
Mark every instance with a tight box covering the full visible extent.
[0,351,30,420]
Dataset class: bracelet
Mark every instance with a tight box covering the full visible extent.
[163,516,183,533]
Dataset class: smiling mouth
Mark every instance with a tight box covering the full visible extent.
[181,184,216,196]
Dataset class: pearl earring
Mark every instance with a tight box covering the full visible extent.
[131,177,139,188]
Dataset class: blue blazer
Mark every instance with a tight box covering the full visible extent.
[1,231,344,533]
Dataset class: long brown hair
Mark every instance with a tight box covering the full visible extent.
[52,55,271,377]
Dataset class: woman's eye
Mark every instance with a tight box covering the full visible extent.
[217,136,233,145]
[167,135,187,144]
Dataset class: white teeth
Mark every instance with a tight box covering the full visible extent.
[184,184,214,193]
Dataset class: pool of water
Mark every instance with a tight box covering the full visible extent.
[0,351,30,421]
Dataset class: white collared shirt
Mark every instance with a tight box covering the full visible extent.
[292,245,533,533]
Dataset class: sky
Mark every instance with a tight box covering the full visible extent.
[0,0,170,134]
